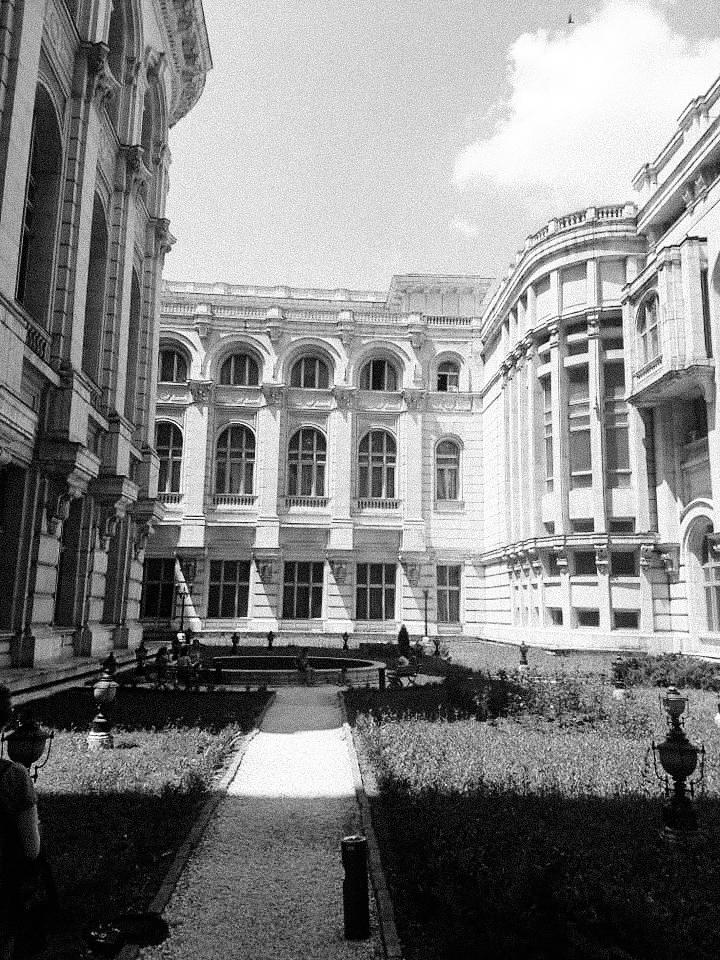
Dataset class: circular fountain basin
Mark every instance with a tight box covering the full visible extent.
[207,655,384,687]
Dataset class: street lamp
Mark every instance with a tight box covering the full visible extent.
[176,582,188,635]
[422,588,429,643]
[651,686,705,836]
[88,669,119,750]
[2,716,53,780]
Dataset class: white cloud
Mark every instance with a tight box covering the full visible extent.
[451,218,481,238]
[454,0,720,209]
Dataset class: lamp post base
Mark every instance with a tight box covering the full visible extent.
[87,730,114,750]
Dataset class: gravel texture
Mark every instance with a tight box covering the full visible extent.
[137,686,384,960]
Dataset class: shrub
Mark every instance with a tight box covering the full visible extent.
[613,654,720,691]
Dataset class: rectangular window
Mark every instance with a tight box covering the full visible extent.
[571,519,594,533]
[356,563,396,620]
[282,562,324,619]
[574,551,596,576]
[613,610,640,629]
[610,551,638,577]
[548,607,563,626]
[542,377,553,491]
[701,267,712,358]
[207,560,251,618]
[609,518,635,533]
[437,565,461,623]
[568,366,591,488]
[576,609,600,627]
[140,558,176,619]
[604,362,631,488]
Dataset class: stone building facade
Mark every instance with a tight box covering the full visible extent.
[0,0,211,665]
[150,68,720,655]
[147,277,492,641]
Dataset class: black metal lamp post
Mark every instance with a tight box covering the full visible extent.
[176,583,187,635]
[88,670,119,750]
[651,686,705,836]
[2,717,54,780]
[423,588,429,642]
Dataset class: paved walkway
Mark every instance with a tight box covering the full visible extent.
[137,686,383,959]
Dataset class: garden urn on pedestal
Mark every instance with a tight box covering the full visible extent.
[88,670,119,750]
[651,686,705,837]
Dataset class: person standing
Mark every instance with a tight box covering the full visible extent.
[0,685,42,960]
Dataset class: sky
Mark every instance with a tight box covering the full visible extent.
[164,0,720,292]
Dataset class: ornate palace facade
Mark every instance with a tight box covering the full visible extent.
[149,72,720,655]
[0,0,211,665]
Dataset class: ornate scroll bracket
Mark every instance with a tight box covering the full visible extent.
[188,380,213,404]
[83,42,120,105]
[262,384,286,407]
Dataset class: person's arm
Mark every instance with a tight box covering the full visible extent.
[17,804,41,860]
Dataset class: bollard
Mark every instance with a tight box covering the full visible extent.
[341,834,370,940]
[378,666,386,691]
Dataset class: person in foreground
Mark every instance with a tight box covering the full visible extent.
[0,684,42,959]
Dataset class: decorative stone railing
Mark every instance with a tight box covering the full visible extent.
[212,494,257,508]
[284,496,329,508]
[158,492,183,504]
[355,498,401,510]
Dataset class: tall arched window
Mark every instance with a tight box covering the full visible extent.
[158,349,187,383]
[360,359,397,391]
[16,85,63,327]
[436,440,460,500]
[156,423,183,493]
[437,361,460,392]
[637,294,660,366]
[290,356,329,388]
[287,428,326,497]
[220,353,259,386]
[702,530,720,632]
[82,195,109,384]
[215,426,255,495]
[124,270,142,422]
[358,431,396,499]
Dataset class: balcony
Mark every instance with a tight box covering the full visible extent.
[212,494,257,508]
[284,496,329,509]
[158,492,183,506]
[355,498,401,511]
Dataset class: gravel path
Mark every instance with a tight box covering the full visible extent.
[137,686,384,960]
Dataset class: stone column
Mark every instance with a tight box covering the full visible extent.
[401,390,426,553]
[256,386,283,548]
[329,387,354,551]
[549,323,569,533]
[588,313,607,532]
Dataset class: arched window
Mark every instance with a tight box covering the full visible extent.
[702,530,720,632]
[360,359,397,391]
[215,425,255,495]
[358,431,396,499]
[437,361,460,392]
[637,294,660,366]
[123,270,142,422]
[16,85,62,327]
[82,195,109,384]
[290,356,329,389]
[156,423,183,494]
[158,349,187,383]
[220,353,259,386]
[287,428,326,497]
[436,440,460,500]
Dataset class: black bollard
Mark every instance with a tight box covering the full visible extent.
[378,666,386,691]
[341,834,370,940]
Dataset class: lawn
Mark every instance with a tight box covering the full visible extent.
[15,685,271,960]
[347,647,720,960]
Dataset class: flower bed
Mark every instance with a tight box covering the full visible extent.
[348,670,720,960]
[18,686,270,959]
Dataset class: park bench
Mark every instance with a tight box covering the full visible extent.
[387,661,419,689]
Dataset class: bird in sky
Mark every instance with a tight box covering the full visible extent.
[568,12,574,23]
